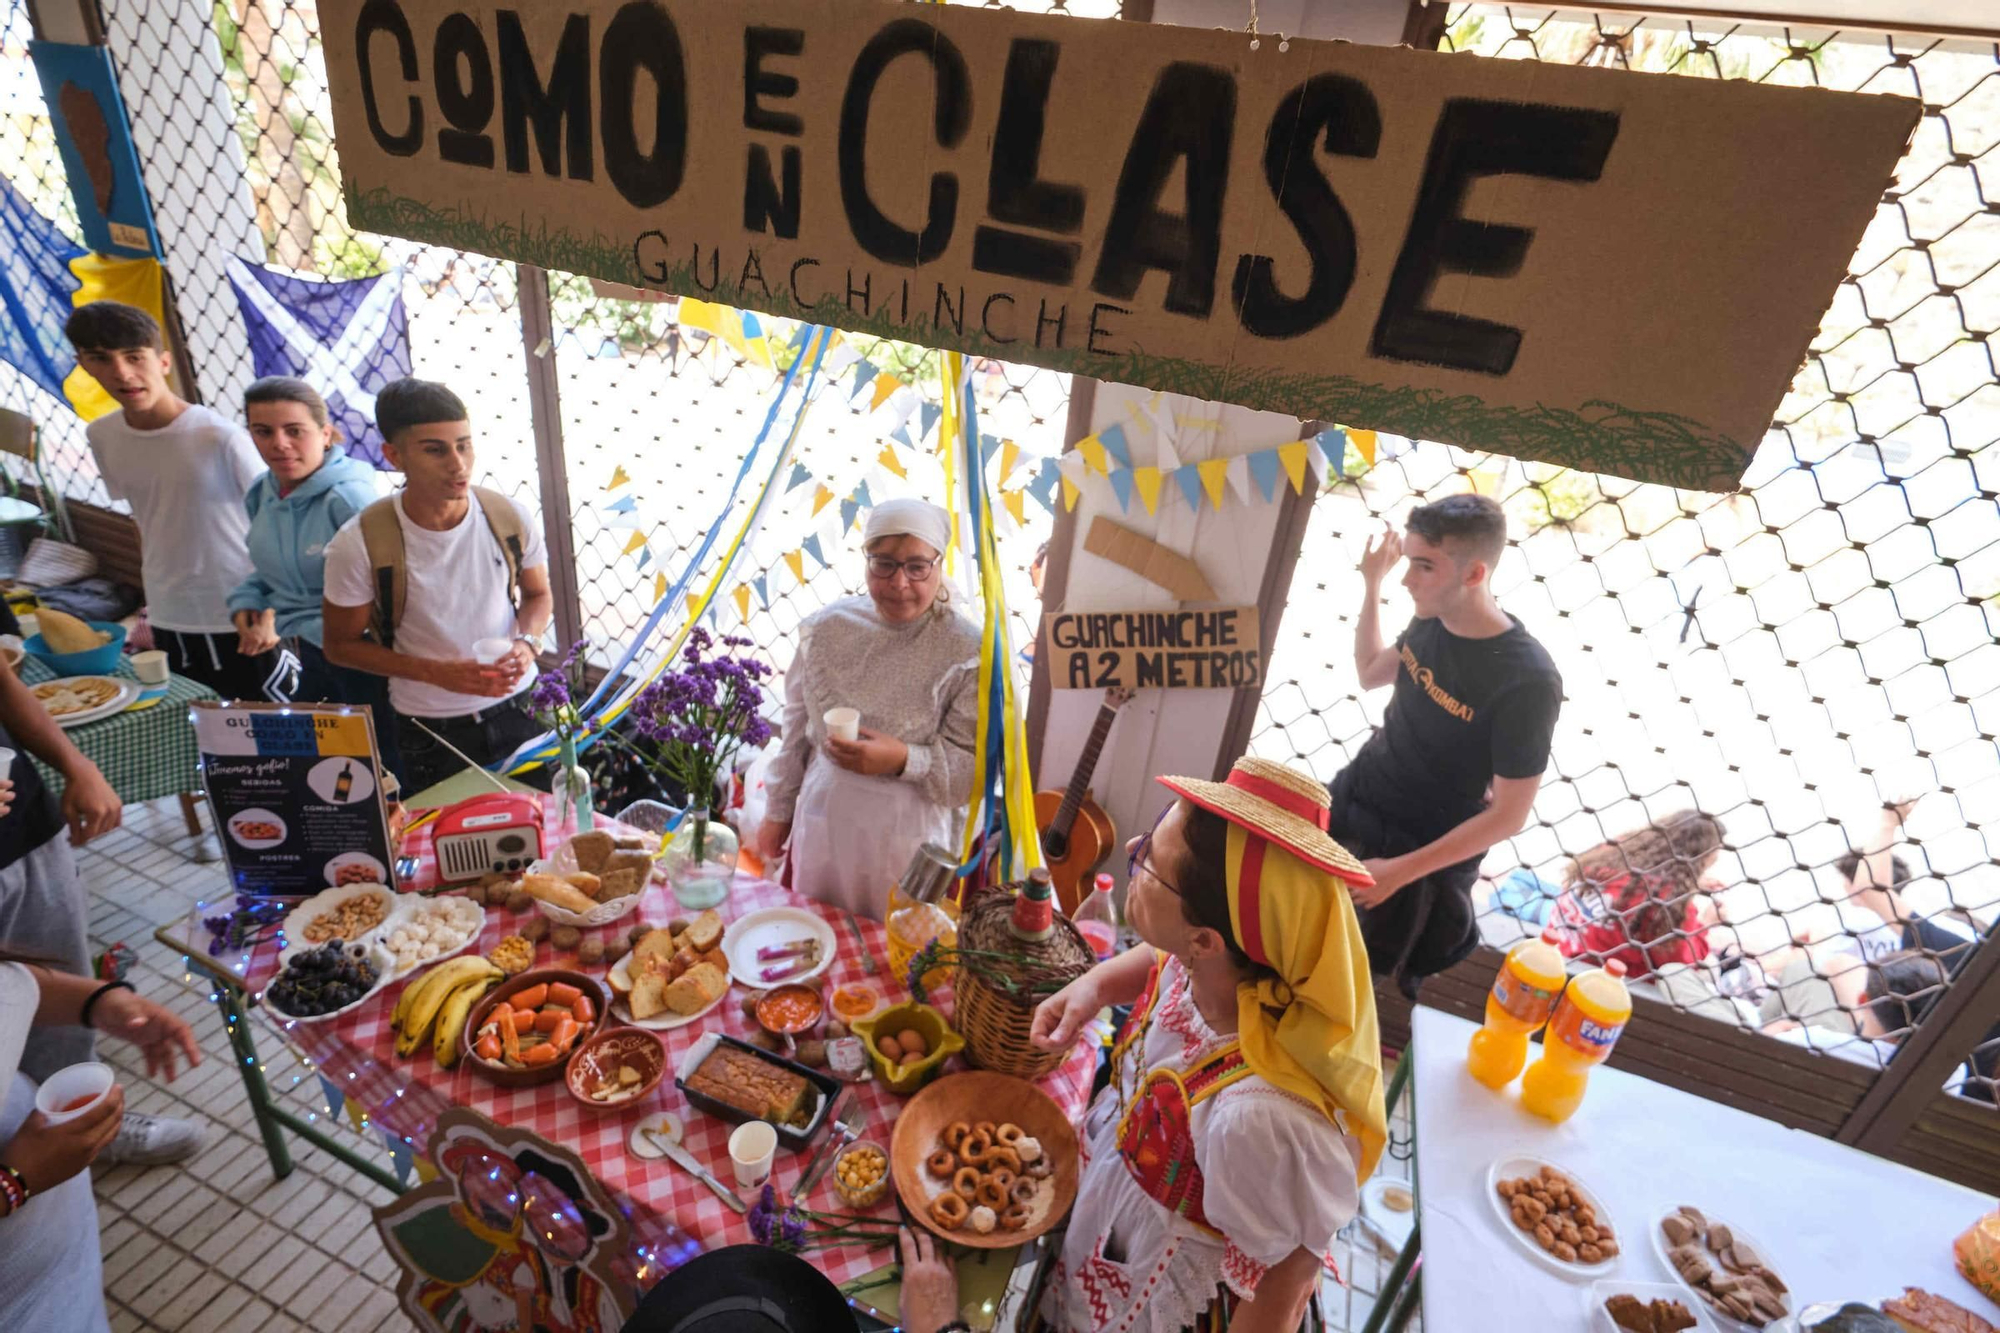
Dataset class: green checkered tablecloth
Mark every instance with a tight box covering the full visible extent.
[16,657,218,805]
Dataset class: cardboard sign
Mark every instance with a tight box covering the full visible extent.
[194,702,397,897]
[322,0,1916,490]
[29,42,162,260]
[1045,607,1262,691]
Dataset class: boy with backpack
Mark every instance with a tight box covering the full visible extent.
[64,301,284,699]
[320,379,553,796]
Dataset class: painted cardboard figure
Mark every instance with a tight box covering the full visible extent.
[375,1109,631,1333]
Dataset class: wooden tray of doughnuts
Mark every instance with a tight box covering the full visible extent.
[889,1071,1079,1249]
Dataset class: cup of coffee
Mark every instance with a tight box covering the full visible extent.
[473,637,514,666]
[130,650,169,686]
[35,1061,116,1124]
[728,1119,778,1187]
[823,707,860,743]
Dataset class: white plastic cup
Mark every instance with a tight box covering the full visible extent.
[728,1120,778,1187]
[130,650,169,686]
[35,1061,116,1124]
[473,637,514,666]
[823,707,860,743]
[0,746,15,771]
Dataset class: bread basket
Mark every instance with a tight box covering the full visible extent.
[527,834,652,927]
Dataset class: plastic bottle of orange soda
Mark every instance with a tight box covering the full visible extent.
[1466,927,1566,1090]
[1520,959,1632,1122]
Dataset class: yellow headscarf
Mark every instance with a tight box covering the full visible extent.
[1224,821,1388,1181]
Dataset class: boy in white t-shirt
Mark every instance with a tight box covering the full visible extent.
[65,302,284,700]
[321,379,554,796]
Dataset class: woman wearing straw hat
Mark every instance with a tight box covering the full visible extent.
[1029,756,1388,1333]
[758,499,981,919]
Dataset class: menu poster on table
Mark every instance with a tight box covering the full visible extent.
[193,701,396,899]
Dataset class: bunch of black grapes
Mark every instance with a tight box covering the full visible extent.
[266,941,378,1017]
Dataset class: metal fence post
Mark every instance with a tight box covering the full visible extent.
[517,264,583,651]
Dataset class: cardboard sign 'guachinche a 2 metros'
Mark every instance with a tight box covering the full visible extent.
[321,0,1919,490]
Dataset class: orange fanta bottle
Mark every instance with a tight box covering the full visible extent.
[1521,959,1631,1123]
[1466,927,1566,1090]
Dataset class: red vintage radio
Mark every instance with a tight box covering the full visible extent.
[431,793,544,883]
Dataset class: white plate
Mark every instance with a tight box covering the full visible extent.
[1484,1153,1621,1283]
[1357,1175,1418,1254]
[35,675,139,729]
[261,942,398,1024]
[324,850,389,889]
[1586,1280,1717,1333]
[380,897,488,976]
[1649,1209,1791,1331]
[721,907,837,988]
[279,884,403,965]
[605,953,732,1030]
[228,807,289,849]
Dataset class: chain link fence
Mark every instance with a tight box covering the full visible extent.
[1252,8,2000,1107]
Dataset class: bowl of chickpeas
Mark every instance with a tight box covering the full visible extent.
[831,1140,890,1209]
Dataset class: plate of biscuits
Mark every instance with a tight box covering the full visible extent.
[523,829,657,927]
[607,910,733,1028]
[891,1071,1079,1249]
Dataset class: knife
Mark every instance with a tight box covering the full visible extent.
[841,910,879,974]
[643,1128,748,1214]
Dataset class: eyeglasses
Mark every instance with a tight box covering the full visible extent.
[1127,811,1182,898]
[866,555,940,582]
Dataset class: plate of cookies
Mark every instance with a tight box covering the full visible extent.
[1487,1154,1622,1281]
[606,911,733,1029]
[890,1071,1078,1249]
[523,829,657,927]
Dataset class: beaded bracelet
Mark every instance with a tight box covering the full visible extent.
[80,980,134,1030]
[0,1163,29,1215]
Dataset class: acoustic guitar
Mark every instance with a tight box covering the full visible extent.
[1035,687,1134,915]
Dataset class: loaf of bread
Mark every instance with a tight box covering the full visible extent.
[683,909,725,953]
[666,961,727,1015]
[598,868,642,900]
[687,1045,813,1126]
[569,831,615,873]
[521,873,596,914]
[603,850,654,881]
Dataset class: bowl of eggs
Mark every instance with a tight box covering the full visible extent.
[851,1001,962,1094]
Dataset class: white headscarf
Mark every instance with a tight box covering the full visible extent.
[861,497,950,557]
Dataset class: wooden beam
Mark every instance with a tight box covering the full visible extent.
[1024,376,1096,782]
[514,265,583,651]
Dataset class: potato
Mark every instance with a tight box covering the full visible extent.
[897,1029,926,1059]
[878,1035,904,1061]
[552,925,582,950]
[740,993,762,1020]
[826,1019,848,1040]
[797,1039,828,1068]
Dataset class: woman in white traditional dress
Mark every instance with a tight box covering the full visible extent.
[1030,756,1390,1333]
[758,499,981,920]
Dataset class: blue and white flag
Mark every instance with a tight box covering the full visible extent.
[226,256,412,469]
[0,175,84,403]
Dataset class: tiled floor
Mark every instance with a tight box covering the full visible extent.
[80,796,1421,1332]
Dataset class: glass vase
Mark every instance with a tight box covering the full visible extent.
[551,734,594,836]
[664,807,736,910]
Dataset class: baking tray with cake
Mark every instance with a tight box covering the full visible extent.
[673,1030,841,1152]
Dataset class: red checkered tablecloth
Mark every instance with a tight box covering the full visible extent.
[196,798,1100,1291]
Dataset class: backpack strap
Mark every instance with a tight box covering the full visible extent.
[356,496,405,649]
[471,486,524,614]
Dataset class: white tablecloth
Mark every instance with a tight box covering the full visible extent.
[1411,1005,1997,1329]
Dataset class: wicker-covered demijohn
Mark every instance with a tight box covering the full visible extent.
[950,887,1095,1080]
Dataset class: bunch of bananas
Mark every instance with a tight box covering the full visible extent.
[391,956,502,1068]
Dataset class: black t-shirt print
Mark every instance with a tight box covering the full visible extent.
[1344,614,1562,840]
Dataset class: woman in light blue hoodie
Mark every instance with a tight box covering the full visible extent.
[226,377,399,776]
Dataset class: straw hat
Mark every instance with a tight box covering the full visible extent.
[1158,756,1371,886]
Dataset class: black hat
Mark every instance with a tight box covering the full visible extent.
[622,1246,858,1333]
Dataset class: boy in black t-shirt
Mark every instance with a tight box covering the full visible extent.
[1330,494,1562,990]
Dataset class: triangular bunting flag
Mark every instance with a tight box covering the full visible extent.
[1316,428,1347,477]
[621,530,648,557]
[686,593,704,620]
[784,550,806,582]
[318,1075,345,1122]
[998,439,1021,483]
[1060,473,1080,511]
[981,433,1003,464]
[786,462,812,492]
[1278,441,1310,494]
[1305,438,1331,484]
[852,480,873,510]
[734,584,752,620]
[1098,423,1132,471]
[739,311,773,367]
[824,340,861,378]
[677,298,725,336]
[1133,466,1164,515]
[870,373,900,411]
[752,574,770,607]
[918,401,942,442]
[636,546,653,571]
[607,465,631,490]
[890,422,915,449]
[878,444,907,479]
[1225,454,1252,503]
[787,324,811,352]
[1246,450,1282,501]
[839,496,860,532]
[811,484,834,516]
[384,1133,414,1187]
[848,361,874,400]
[604,493,638,514]
[1155,427,1181,473]
[1196,458,1229,509]
[1025,461,1058,513]
[1349,428,1377,467]
[1108,467,1135,512]
[1173,466,1205,512]
[1078,434,1109,476]
[654,572,667,603]
[802,534,826,568]
[1003,489,1027,527]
